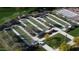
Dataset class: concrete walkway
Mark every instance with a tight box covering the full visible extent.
[16,25,55,51]
[12,28,20,36]
[48,14,71,27]
[19,20,27,27]
[31,17,49,29]
[54,27,74,40]
[46,16,65,28]
[12,28,30,45]
[37,17,47,22]
[25,19,43,31]
[54,27,75,46]
[42,44,55,51]
[38,16,67,31]
[40,32,59,41]
[18,18,74,50]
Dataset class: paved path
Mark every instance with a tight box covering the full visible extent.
[40,32,59,41]
[12,28,30,45]
[19,20,27,27]
[31,17,49,29]
[54,27,75,46]
[37,17,47,22]
[16,25,55,51]
[46,14,76,47]
[46,16,65,27]
[48,14,71,27]
[26,19,43,31]
[12,28,20,36]
[18,23,74,50]
[54,27,74,40]
[18,17,74,50]
[38,16,67,31]
[42,44,55,51]
[59,30,74,40]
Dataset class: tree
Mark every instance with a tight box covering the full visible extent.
[59,41,71,51]
[44,33,50,40]
[74,37,79,46]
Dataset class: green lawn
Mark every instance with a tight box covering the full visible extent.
[0,7,36,24]
[44,33,69,49]
[69,27,79,37]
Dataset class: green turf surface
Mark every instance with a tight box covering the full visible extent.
[13,26,33,44]
[48,14,67,25]
[69,27,79,37]
[44,33,69,49]
[29,18,47,30]
[43,17,63,29]
[0,7,36,24]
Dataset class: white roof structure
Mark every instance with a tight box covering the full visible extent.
[57,9,78,18]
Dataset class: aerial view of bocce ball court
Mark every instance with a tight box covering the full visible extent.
[0,7,79,51]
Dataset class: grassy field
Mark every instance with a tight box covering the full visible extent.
[0,7,36,24]
[44,33,69,49]
[69,27,79,37]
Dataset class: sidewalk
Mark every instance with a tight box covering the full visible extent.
[26,19,43,31]
[46,16,65,27]
[42,44,55,51]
